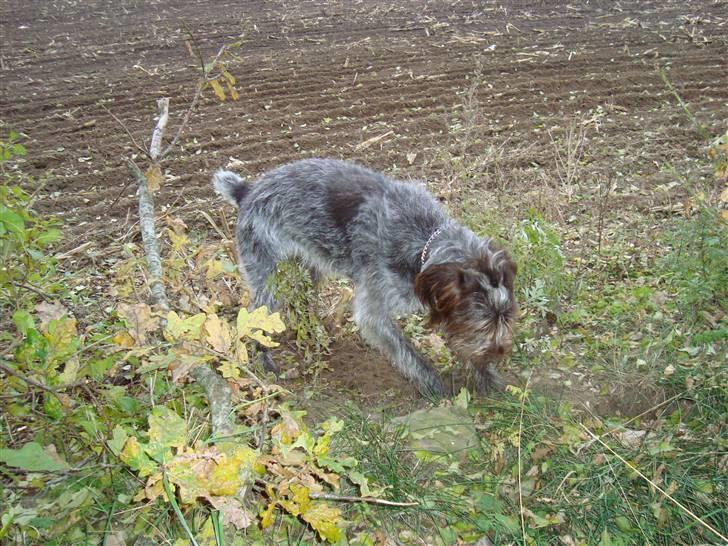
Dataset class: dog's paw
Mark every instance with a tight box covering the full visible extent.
[474,363,505,393]
[259,350,279,376]
[417,376,449,400]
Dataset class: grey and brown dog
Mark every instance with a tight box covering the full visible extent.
[213,159,517,397]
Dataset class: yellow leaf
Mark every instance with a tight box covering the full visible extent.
[164,311,207,341]
[226,80,240,101]
[218,360,240,379]
[234,339,250,365]
[144,474,164,502]
[203,258,225,279]
[209,79,226,101]
[204,314,233,353]
[247,329,279,348]
[237,307,285,347]
[720,185,728,203]
[721,210,728,222]
[120,437,155,477]
[221,70,236,85]
[166,228,189,254]
[260,502,276,528]
[290,485,342,542]
[145,164,163,192]
[112,331,136,347]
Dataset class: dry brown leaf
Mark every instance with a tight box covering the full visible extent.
[35,301,69,328]
[204,314,233,354]
[117,303,159,345]
[207,496,252,530]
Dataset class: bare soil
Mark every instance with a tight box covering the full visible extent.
[2,0,726,414]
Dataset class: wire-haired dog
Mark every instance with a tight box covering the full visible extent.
[213,159,517,397]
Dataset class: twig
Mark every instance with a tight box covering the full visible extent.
[0,361,60,397]
[657,68,711,140]
[56,241,94,260]
[182,20,207,76]
[579,422,728,543]
[198,210,229,241]
[102,105,149,157]
[308,493,419,507]
[160,87,202,159]
[160,44,226,159]
[10,281,59,302]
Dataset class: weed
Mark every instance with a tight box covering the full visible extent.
[0,138,61,315]
[660,202,727,324]
[271,259,331,370]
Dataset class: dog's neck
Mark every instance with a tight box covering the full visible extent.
[420,226,446,267]
[420,223,489,270]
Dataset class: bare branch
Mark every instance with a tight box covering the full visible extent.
[126,159,169,315]
[149,98,170,160]
[189,364,235,439]
[0,360,61,397]
[160,86,202,159]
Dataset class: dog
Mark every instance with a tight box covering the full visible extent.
[213,158,517,397]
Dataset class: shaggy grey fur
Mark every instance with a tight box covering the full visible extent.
[213,158,517,397]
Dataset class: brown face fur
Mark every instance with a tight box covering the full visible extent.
[414,249,517,365]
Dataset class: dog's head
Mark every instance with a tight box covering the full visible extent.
[414,246,517,364]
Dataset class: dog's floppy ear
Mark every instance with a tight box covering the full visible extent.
[501,255,517,292]
[415,263,468,324]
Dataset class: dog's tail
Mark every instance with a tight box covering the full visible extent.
[212,170,251,207]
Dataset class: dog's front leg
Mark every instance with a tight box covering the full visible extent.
[353,294,447,398]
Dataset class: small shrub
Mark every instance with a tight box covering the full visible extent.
[512,211,569,315]
[0,135,61,314]
[660,203,728,323]
[271,259,331,365]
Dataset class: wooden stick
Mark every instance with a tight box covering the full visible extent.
[309,492,419,507]
[127,159,169,315]
[149,98,169,160]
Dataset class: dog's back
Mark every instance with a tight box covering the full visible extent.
[215,159,444,278]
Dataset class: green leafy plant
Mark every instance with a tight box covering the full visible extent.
[271,259,331,367]
[660,203,727,322]
[0,140,61,314]
[512,211,569,316]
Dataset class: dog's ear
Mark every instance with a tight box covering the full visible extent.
[500,254,517,292]
[415,263,467,323]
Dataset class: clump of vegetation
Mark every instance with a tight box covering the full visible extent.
[660,201,727,322]
[271,259,331,369]
[0,134,61,314]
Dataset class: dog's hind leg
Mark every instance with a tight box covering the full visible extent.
[352,288,447,398]
[238,234,281,374]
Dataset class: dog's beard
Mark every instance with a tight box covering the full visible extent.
[443,314,514,362]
